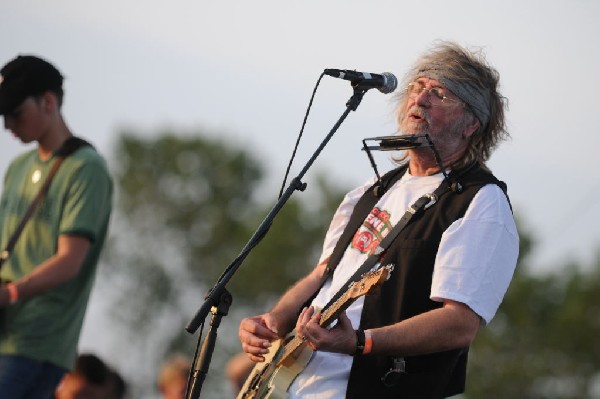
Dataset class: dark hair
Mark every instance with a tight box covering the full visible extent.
[0,55,65,114]
[74,353,127,399]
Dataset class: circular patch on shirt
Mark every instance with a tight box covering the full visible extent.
[352,231,375,254]
[32,169,41,184]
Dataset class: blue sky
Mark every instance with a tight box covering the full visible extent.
[2,0,599,391]
[3,0,598,270]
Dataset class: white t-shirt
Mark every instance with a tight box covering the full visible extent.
[288,170,519,399]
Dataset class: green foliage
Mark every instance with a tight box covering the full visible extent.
[106,129,347,306]
[229,175,343,303]
[113,132,263,281]
[104,132,265,327]
[100,134,600,398]
[100,130,347,397]
[466,223,600,398]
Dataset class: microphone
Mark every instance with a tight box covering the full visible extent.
[324,69,398,94]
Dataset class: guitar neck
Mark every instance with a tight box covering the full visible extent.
[276,267,389,366]
[318,289,353,328]
[276,290,352,365]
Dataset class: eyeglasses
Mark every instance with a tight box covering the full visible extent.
[405,82,455,105]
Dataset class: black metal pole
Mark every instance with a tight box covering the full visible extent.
[186,289,232,399]
[183,87,369,398]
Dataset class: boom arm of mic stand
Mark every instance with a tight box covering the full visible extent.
[182,87,368,399]
[185,87,368,335]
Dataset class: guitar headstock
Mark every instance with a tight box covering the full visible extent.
[347,266,391,299]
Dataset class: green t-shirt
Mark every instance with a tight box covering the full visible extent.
[0,144,112,370]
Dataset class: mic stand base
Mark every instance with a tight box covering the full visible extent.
[186,289,233,399]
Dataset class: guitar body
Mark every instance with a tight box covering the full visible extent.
[237,336,314,399]
[267,342,313,399]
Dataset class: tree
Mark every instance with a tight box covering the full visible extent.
[98,133,600,398]
[229,173,345,302]
[465,219,600,398]
[97,130,347,397]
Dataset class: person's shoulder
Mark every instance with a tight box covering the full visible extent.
[13,147,38,162]
[456,163,507,195]
[466,183,513,222]
[64,145,112,185]
[6,148,37,172]
[68,144,108,168]
[477,183,508,200]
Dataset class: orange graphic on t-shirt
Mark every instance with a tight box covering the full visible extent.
[350,207,393,255]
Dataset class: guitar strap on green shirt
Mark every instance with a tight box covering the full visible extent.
[0,136,91,270]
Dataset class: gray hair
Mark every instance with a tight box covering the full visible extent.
[397,41,509,167]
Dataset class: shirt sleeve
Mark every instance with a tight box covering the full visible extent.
[430,184,519,324]
[317,176,377,264]
[59,160,112,242]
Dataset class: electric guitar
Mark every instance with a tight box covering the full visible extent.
[237,265,392,399]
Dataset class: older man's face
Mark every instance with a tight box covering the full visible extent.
[398,77,477,158]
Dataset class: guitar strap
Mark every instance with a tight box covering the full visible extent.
[306,163,477,312]
[0,136,92,270]
[319,180,451,311]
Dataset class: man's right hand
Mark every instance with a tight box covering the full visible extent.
[239,313,280,362]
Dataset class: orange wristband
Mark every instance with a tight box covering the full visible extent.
[363,330,373,355]
[6,283,18,304]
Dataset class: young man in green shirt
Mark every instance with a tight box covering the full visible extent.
[0,55,113,398]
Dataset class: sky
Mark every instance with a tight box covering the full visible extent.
[2,0,600,394]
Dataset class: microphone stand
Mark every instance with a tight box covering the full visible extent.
[184,86,369,399]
